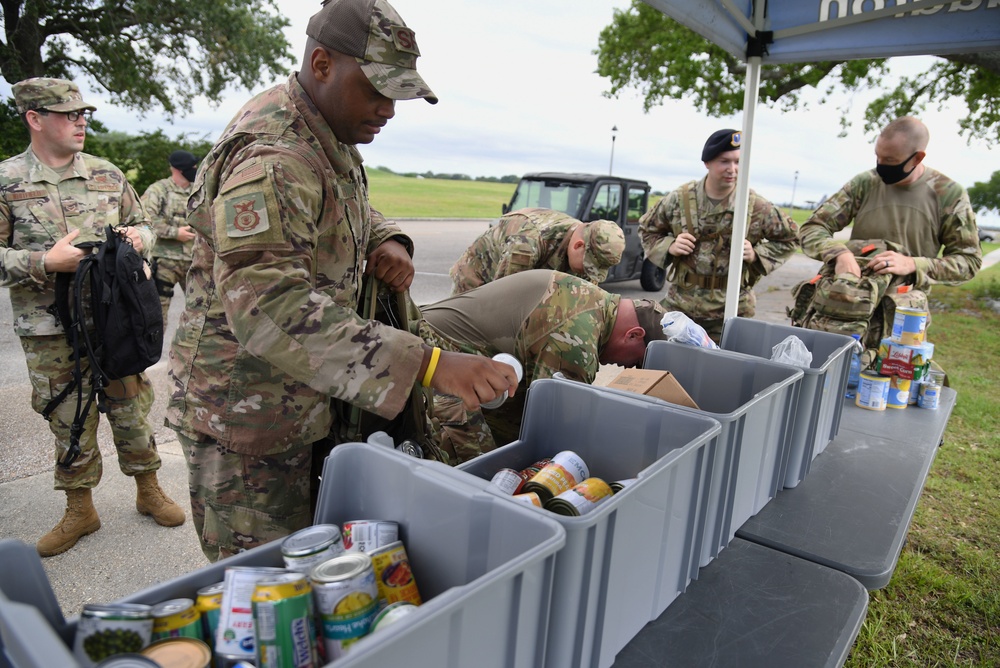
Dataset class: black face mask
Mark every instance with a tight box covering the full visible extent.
[876,152,917,185]
[181,166,198,183]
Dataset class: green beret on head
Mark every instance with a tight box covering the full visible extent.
[581,219,626,284]
[702,129,741,162]
[307,0,437,104]
[12,77,97,115]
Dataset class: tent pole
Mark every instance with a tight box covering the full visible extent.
[723,55,762,323]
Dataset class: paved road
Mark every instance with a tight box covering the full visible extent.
[2,219,983,621]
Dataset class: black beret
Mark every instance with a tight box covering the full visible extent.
[168,150,198,170]
[701,129,741,162]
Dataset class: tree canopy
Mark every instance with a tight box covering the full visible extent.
[0,0,294,117]
[595,1,1000,142]
[969,171,1000,217]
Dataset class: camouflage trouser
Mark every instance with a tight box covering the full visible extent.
[429,394,498,464]
[153,257,191,324]
[661,283,756,343]
[175,430,313,563]
[19,335,160,491]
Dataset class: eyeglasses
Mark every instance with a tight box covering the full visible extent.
[36,109,93,123]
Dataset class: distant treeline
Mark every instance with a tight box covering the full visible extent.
[374,166,520,184]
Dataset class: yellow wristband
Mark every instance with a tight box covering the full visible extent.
[421,347,441,387]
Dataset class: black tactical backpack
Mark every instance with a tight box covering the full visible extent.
[44,225,164,466]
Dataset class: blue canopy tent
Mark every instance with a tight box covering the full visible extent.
[641,0,1000,321]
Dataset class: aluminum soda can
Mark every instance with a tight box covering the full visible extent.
[252,572,317,668]
[369,540,422,607]
[216,566,286,661]
[369,601,420,634]
[282,524,346,575]
[520,450,590,502]
[74,603,154,667]
[151,598,203,642]
[195,582,224,652]
[140,637,212,667]
[311,553,380,660]
[342,520,399,553]
[489,468,528,495]
[544,477,614,516]
[481,353,524,409]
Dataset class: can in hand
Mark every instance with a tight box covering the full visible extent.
[481,353,524,409]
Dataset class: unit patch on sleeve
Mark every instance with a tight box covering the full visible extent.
[213,160,288,254]
[226,192,270,237]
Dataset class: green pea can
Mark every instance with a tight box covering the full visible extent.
[74,603,154,667]
[151,598,203,641]
[252,572,318,668]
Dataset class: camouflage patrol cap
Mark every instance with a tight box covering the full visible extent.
[12,77,97,115]
[632,299,670,345]
[580,220,626,284]
[702,128,741,162]
[307,0,438,104]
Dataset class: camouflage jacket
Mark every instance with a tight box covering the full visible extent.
[639,178,799,290]
[799,167,981,290]
[166,74,425,454]
[0,148,153,337]
[449,208,584,294]
[141,176,193,261]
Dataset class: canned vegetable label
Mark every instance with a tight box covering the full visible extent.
[521,450,589,502]
[252,573,317,668]
[195,582,224,650]
[311,553,380,660]
[369,541,422,607]
[74,603,154,667]
[151,598,203,641]
[544,477,613,516]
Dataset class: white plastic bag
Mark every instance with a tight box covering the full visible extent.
[659,312,719,349]
[770,335,813,366]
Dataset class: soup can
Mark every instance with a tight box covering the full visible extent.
[918,381,941,410]
[520,450,589,502]
[342,520,399,553]
[489,468,528,495]
[369,540,422,607]
[151,598,203,642]
[855,372,890,411]
[891,307,928,345]
[544,478,614,516]
[252,572,317,668]
[140,637,212,668]
[311,553,380,660]
[282,524,346,574]
[74,603,153,667]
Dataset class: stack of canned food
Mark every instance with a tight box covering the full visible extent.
[74,521,423,668]
[488,450,636,516]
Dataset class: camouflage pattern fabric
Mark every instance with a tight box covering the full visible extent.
[0,146,156,490]
[11,77,97,114]
[20,335,160,490]
[142,176,194,322]
[799,167,981,290]
[449,208,624,294]
[415,269,619,455]
[151,257,189,324]
[638,178,798,340]
[166,74,427,558]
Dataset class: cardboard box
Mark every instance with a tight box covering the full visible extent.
[607,368,700,409]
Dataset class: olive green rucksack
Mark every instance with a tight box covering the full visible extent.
[787,239,929,366]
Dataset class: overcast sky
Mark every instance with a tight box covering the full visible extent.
[4,0,998,223]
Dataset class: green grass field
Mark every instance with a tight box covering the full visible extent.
[367,172,999,665]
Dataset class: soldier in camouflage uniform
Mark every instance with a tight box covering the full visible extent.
[166,0,517,561]
[639,129,799,341]
[0,77,185,558]
[414,269,669,457]
[449,208,626,294]
[799,117,981,290]
[141,150,198,324]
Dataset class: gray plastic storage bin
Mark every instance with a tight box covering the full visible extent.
[458,377,722,668]
[0,445,565,668]
[643,340,803,566]
[721,317,855,488]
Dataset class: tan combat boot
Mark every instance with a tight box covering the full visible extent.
[36,488,102,557]
[135,471,186,527]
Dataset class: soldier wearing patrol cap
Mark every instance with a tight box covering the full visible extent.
[414,269,672,459]
[1,77,185,557]
[141,149,199,324]
[638,128,799,342]
[167,0,518,561]
[449,207,626,295]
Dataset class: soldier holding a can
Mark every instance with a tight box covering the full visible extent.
[166,0,518,562]
[449,207,626,294]
[639,129,799,342]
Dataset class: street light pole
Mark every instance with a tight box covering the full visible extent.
[790,170,799,211]
[609,125,618,175]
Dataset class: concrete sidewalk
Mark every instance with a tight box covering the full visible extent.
[3,245,998,621]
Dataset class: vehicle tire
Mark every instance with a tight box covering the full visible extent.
[640,259,666,292]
